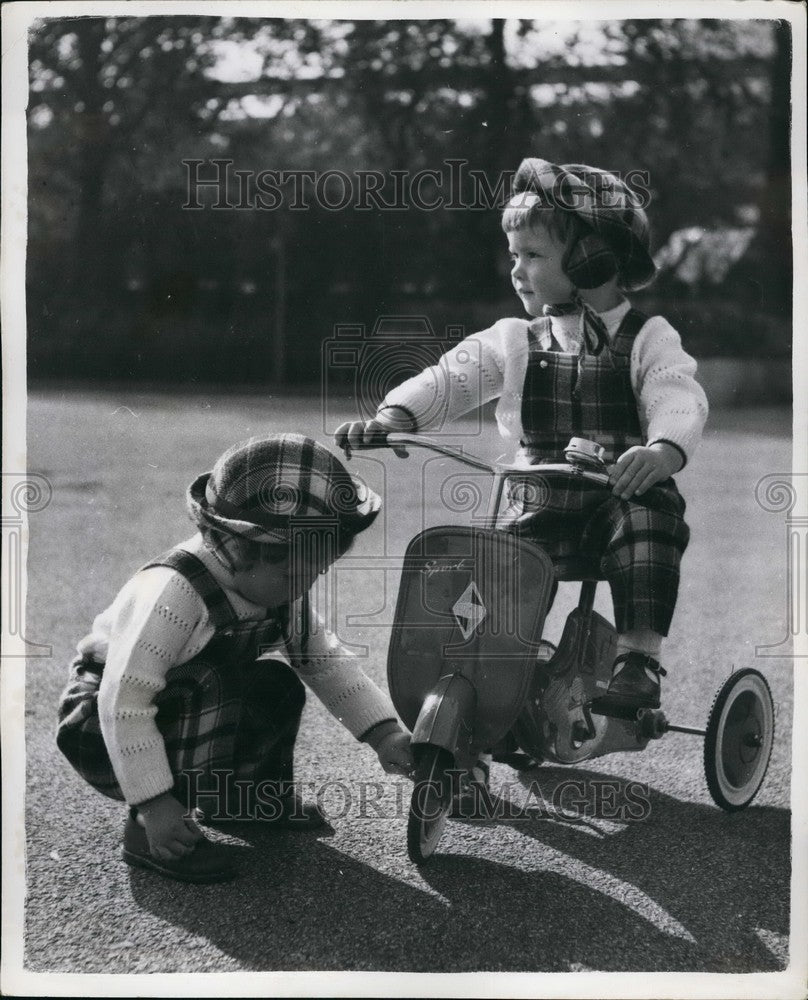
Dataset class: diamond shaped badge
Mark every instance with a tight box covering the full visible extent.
[452,581,487,640]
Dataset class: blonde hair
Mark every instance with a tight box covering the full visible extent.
[501,196,586,246]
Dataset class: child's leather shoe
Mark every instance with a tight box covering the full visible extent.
[122,814,238,883]
[600,652,666,710]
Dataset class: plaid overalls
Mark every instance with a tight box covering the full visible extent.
[56,548,307,816]
[504,308,690,636]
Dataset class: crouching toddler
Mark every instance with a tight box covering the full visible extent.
[57,434,412,882]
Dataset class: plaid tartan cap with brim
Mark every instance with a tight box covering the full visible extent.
[509,158,656,291]
[187,434,381,544]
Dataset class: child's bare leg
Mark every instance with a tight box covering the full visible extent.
[615,629,663,660]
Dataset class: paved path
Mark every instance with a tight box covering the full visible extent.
[19,392,793,978]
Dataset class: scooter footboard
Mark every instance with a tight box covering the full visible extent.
[411,673,477,759]
[518,608,649,764]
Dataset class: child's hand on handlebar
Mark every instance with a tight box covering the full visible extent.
[334,407,415,456]
[608,443,683,499]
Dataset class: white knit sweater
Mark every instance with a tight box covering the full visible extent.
[382,299,709,465]
[79,533,397,806]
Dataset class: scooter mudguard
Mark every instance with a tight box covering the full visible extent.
[410,672,477,758]
[388,526,555,752]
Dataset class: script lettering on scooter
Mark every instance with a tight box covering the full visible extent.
[422,560,472,579]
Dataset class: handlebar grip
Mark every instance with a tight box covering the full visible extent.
[339,430,410,461]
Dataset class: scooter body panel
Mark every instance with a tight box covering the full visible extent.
[388,526,555,751]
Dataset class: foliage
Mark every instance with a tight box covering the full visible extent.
[26,15,791,382]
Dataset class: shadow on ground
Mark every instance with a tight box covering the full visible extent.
[129,766,790,973]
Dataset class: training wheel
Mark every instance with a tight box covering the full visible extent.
[407,746,454,865]
[704,668,774,811]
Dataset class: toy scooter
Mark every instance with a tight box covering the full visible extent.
[346,434,775,865]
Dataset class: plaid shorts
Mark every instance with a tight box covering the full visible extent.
[56,652,306,815]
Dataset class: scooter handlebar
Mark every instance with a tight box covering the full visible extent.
[341,432,612,485]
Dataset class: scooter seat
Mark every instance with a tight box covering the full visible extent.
[553,556,605,581]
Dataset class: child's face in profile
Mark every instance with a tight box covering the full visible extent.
[231,548,332,607]
[507,223,574,315]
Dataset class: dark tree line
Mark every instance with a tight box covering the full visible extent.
[27,16,791,382]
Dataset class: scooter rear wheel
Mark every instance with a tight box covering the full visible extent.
[407,746,454,865]
[704,668,774,811]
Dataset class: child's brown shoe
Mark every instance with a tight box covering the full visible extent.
[122,815,238,883]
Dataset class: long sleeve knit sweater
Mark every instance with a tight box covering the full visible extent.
[381,299,709,465]
[78,533,397,806]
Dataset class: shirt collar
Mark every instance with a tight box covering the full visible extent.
[534,297,631,351]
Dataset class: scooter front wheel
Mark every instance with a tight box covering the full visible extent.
[407,746,454,865]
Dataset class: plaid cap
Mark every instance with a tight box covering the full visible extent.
[187,434,381,544]
[510,158,656,291]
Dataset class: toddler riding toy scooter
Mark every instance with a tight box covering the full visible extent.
[344,434,775,865]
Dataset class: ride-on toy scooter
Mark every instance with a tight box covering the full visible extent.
[344,434,775,865]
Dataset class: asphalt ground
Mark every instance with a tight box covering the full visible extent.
[19,390,793,977]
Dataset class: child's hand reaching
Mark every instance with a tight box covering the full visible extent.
[376,730,415,776]
[136,792,203,862]
[363,720,415,777]
[608,442,683,499]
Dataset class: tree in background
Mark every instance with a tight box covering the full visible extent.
[27,15,790,382]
